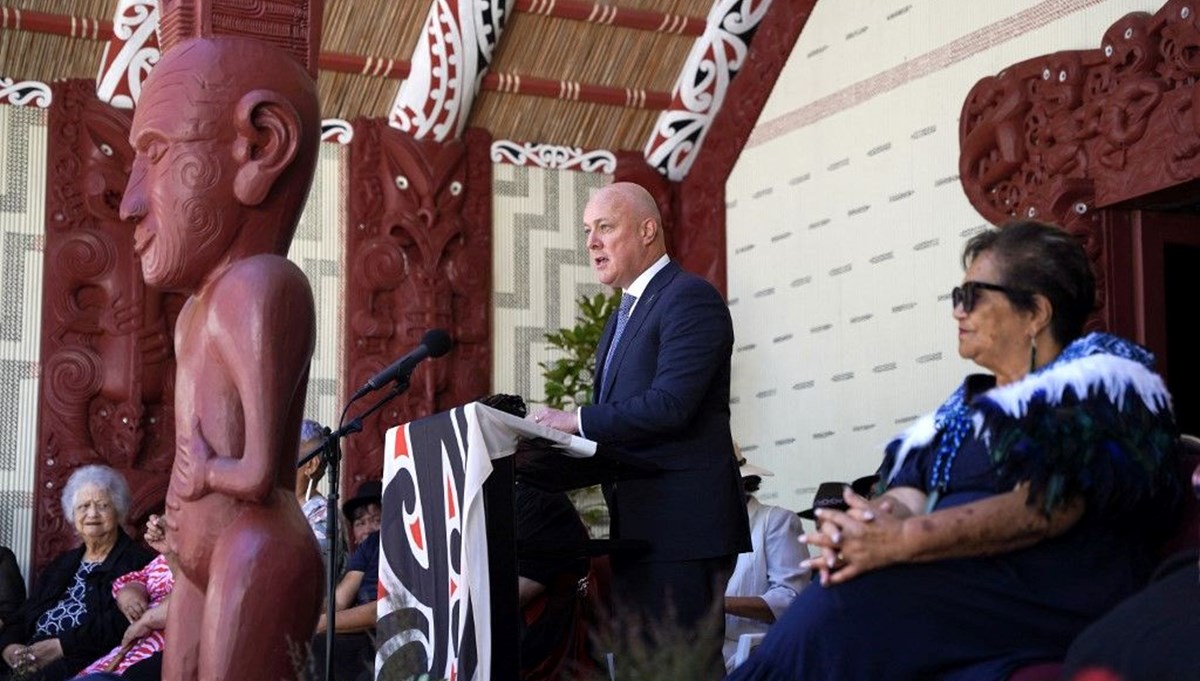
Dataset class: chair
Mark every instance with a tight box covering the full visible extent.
[1006,435,1200,681]
[730,632,767,669]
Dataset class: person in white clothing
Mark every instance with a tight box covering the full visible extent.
[723,449,811,671]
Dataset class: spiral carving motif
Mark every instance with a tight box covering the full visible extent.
[54,231,117,281]
[177,149,221,191]
[43,348,104,412]
[357,238,409,290]
[185,198,224,251]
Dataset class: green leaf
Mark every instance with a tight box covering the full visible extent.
[540,290,621,410]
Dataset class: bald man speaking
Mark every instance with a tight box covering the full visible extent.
[533,182,750,678]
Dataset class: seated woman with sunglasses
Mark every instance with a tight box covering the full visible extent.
[727,221,1183,681]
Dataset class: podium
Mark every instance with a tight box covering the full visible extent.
[374,402,643,681]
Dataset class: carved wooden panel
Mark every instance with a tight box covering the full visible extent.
[157,0,319,77]
[959,0,1200,330]
[35,80,179,571]
[342,120,492,489]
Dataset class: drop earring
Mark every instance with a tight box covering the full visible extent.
[305,478,315,502]
[1028,333,1037,373]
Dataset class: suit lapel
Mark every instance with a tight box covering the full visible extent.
[597,262,680,402]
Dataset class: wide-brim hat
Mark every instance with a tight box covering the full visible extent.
[342,479,382,520]
[797,482,849,520]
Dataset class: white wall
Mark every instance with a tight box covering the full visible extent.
[726,0,1159,513]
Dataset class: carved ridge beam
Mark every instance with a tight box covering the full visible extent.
[0,8,409,80]
[485,72,672,109]
[514,0,706,36]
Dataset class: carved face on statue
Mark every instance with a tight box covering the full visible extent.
[123,71,240,290]
[120,37,320,292]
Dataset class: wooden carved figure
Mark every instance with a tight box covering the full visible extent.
[118,36,322,681]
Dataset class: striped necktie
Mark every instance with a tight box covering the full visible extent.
[601,293,636,396]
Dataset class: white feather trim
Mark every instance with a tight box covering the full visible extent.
[884,354,1170,485]
[982,354,1171,418]
[885,412,938,483]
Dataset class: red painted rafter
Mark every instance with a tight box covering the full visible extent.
[485,71,672,109]
[514,0,706,36]
[318,52,410,79]
[1,6,106,38]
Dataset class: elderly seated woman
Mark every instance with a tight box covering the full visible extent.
[0,466,154,681]
[727,221,1183,681]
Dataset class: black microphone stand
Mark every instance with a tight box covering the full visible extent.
[300,377,410,681]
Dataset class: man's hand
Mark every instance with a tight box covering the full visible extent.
[116,583,150,622]
[528,407,579,435]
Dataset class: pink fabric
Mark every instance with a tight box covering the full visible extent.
[76,555,174,677]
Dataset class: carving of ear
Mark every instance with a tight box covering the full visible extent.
[232,89,301,206]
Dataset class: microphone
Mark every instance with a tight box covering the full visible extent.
[351,329,453,401]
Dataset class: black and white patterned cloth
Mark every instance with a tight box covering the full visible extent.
[33,560,100,637]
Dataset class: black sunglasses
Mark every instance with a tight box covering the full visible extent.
[951,281,1025,313]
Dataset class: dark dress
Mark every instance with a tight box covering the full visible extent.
[727,341,1180,681]
[0,531,154,681]
[514,483,591,681]
[0,547,25,624]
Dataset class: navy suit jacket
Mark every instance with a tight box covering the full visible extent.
[581,261,750,562]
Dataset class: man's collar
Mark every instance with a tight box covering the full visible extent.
[624,254,670,299]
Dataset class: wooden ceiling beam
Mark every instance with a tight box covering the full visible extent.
[514,0,706,36]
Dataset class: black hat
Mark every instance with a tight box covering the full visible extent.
[797,482,849,520]
[851,474,881,499]
[342,479,382,521]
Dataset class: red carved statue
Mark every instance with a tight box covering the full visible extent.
[119,36,323,681]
